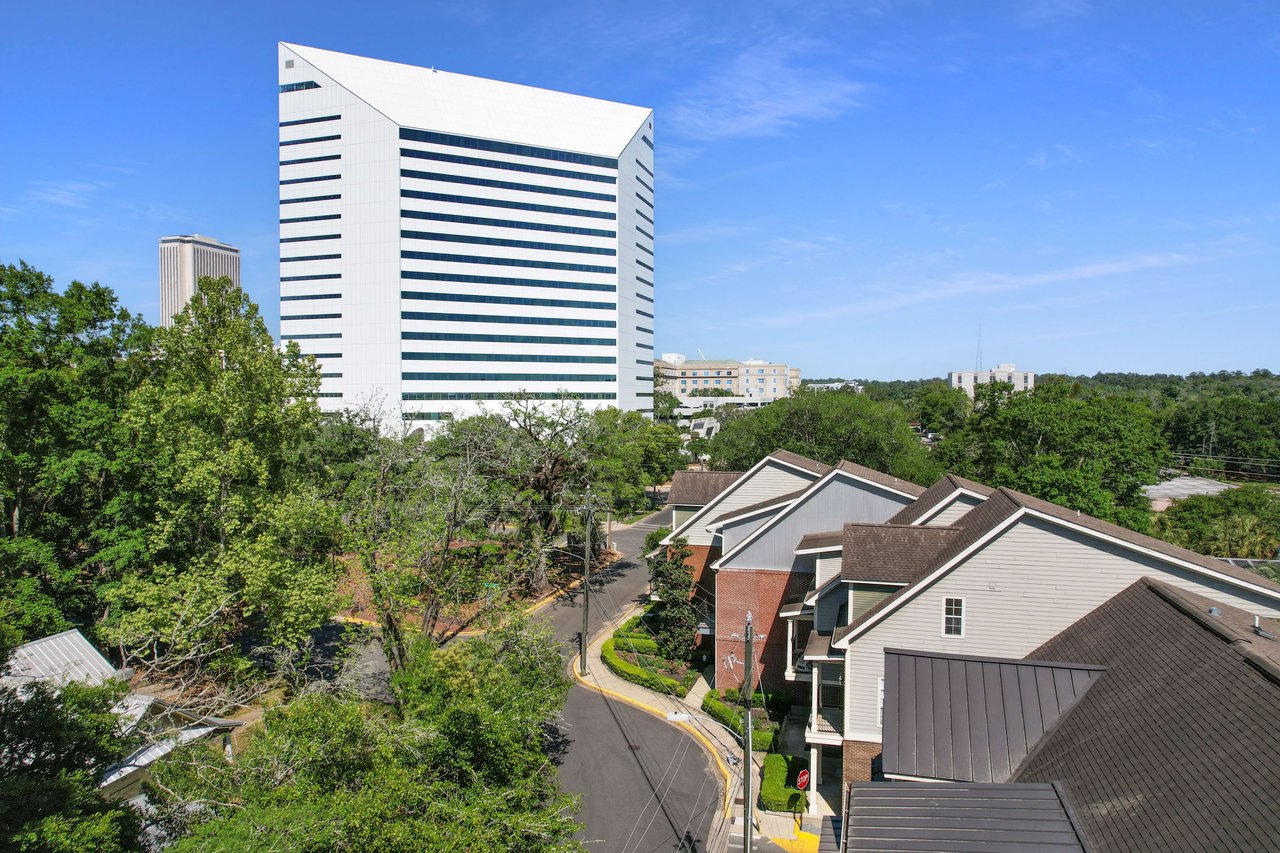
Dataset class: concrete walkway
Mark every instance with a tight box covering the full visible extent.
[572,604,820,853]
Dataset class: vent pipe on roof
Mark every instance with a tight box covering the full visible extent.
[1255,615,1276,640]
[1208,607,1222,617]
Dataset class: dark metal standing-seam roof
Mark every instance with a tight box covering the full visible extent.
[666,470,743,506]
[880,648,1105,783]
[843,782,1089,852]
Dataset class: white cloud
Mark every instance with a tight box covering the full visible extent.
[24,180,108,208]
[763,249,1199,327]
[666,39,867,141]
[659,222,754,245]
[1019,0,1093,30]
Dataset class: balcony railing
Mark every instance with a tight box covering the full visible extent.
[813,706,843,736]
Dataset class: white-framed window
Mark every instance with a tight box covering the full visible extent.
[943,597,965,637]
[877,676,885,727]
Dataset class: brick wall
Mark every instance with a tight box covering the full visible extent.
[714,568,814,695]
[842,739,881,784]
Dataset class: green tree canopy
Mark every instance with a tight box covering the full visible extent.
[1152,485,1280,558]
[0,677,141,852]
[102,276,339,675]
[939,382,1170,531]
[150,618,580,852]
[0,262,152,640]
[704,388,941,484]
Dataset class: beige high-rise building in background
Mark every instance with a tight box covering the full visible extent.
[158,234,240,327]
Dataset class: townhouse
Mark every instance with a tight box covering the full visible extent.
[844,577,1280,851]
[805,483,1280,813]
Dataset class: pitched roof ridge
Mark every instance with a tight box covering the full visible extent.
[1143,578,1280,684]
[768,448,833,473]
[834,459,928,496]
[885,646,1105,672]
[711,485,809,524]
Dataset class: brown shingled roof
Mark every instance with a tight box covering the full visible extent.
[667,470,743,506]
[833,486,1280,646]
[768,448,833,475]
[840,523,964,585]
[711,487,809,525]
[888,473,996,525]
[796,530,843,552]
[831,491,1056,645]
[1013,578,1280,852]
[834,460,927,498]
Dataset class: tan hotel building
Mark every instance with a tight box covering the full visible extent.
[656,354,801,403]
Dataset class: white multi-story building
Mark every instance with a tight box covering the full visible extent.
[948,362,1035,398]
[158,234,240,327]
[655,353,801,402]
[277,43,656,426]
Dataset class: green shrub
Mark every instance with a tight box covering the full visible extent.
[613,637,660,656]
[759,753,808,813]
[600,639,694,697]
[701,690,774,751]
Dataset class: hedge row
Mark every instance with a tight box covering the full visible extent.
[701,690,775,752]
[759,753,808,813]
[601,639,696,697]
[720,687,791,717]
[613,636,661,656]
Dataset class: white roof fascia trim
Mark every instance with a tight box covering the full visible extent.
[705,500,792,533]
[910,489,968,526]
[713,467,852,569]
[881,772,952,783]
[804,574,845,606]
[1022,508,1280,602]
[831,509,1025,649]
[660,454,796,545]
[794,544,844,556]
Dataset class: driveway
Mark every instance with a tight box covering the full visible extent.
[544,507,723,852]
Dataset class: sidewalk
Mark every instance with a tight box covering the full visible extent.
[571,604,818,853]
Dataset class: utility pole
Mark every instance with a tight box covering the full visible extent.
[579,484,592,676]
[743,612,754,853]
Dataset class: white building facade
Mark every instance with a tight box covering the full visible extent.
[158,234,240,327]
[948,362,1035,398]
[277,43,656,426]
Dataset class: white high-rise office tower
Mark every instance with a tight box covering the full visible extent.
[277,43,656,426]
[158,234,240,327]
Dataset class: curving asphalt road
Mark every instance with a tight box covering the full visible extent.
[541,507,724,853]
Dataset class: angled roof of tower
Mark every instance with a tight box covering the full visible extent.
[280,43,652,157]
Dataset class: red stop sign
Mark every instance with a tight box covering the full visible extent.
[797,769,810,790]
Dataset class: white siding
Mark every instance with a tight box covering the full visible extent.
[722,475,914,569]
[923,493,983,527]
[843,516,1280,739]
[720,508,784,554]
[815,553,841,587]
[680,462,818,546]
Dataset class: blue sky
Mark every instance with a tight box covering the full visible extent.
[3,1,1277,379]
